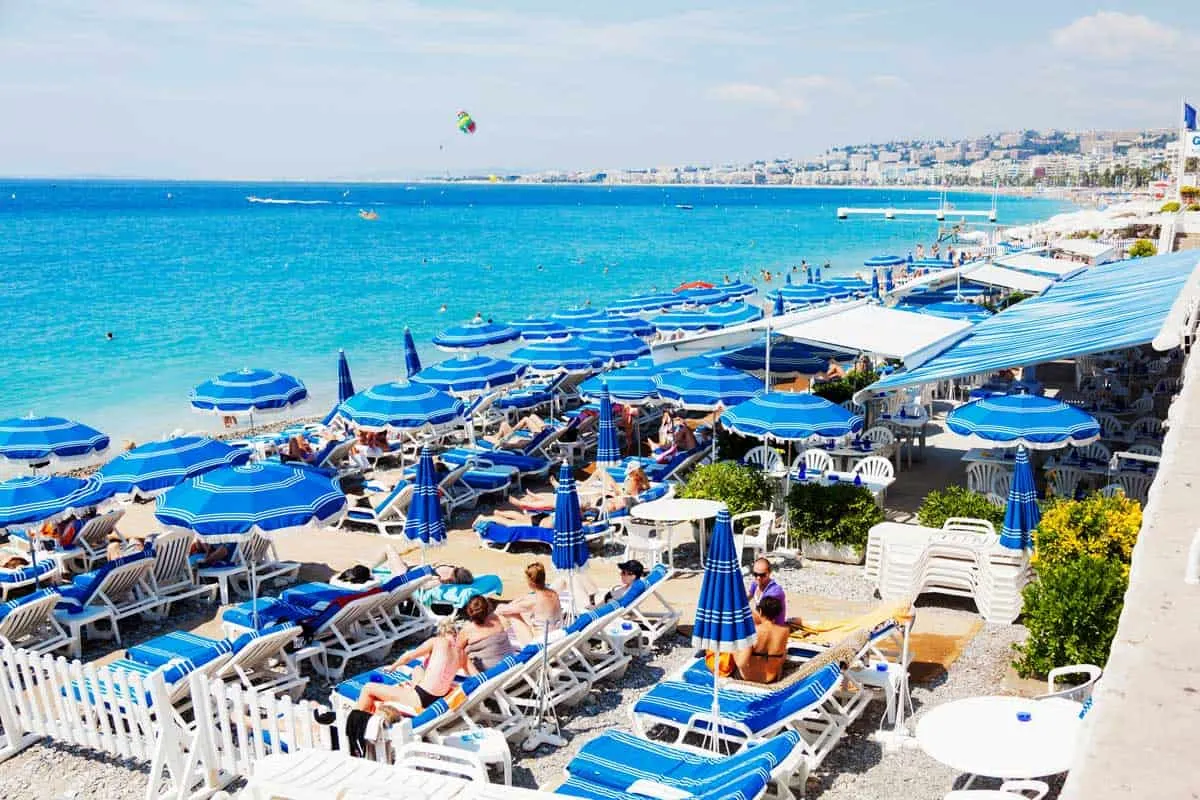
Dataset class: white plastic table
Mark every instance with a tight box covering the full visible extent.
[917,696,1082,786]
[630,498,725,569]
[438,728,514,785]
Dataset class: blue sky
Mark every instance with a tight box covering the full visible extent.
[1,1,1197,179]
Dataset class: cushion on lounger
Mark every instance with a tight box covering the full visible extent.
[0,587,60,619]
[127,630,235,669]
[221,598,319,631]
[0,559,58,585]
[415,574,503,609]
[54,550,154,614]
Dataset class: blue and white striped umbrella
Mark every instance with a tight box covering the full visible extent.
[595,384,621,466]
[720,392,864,442]
[402,328,422,378]
[190,368,308,415]
[551,462,588,571]
[826,275,868,288]
[946,394,1100,450]
[864,254,905,268]
[0,416,110,468]
[579,364,661,405]
[580,314,655,337]
[97,436,251,499]
[338,381,465,432]
[606,293,683,315]
[718,341,834,377]
[432,318,519,351]
[772,292,785,317]
[0,475,111,528]
[676,287,730,306]
[920,301,992,324]
[870,270,881,301]
[322,349,358,425]
[811,282,855,299]
[778,285,837,304]
[656,365,764,410]
[412,355,525,395]
[155,462,346,544]
[579,330,650,366]
[653,302,763,332]
[883,268,895,293]
[814,265,823,282]
[804,266,812,283]
[720,280,757,299]
[1001,446,1040,550]
[509,337,604,374]
[693,507,756,653]
[404,446,446,552]
[510,317,571,341]
[550,308,605,327]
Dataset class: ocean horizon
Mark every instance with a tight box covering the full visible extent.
[0,181,1067,444]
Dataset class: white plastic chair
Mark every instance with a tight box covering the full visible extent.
[853,455,894,482]
[732,510,776,563]
[1076,442,1112,464]
[1127,393,1154,415]
[1092,412,1126,443]
[794,449,833,475]
[1126,442,1160,457]
[861,426,896,447]
[1048,466,1083,500]
[944,780,1050,800]
[742,445,782,475]
[1036,664,1101,702]
[1098,483,1125,497]
[966,462,1008,496]
[1117,473,1153,504]
[990,471,1012,499]
[1129,416,1163,441]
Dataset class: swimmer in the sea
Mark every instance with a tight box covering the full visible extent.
[105,332,114,340]
[439,304,448,313]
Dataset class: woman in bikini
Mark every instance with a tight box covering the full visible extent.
[354,617,461,713]
[495,562,562,645]
[732,595,790,684]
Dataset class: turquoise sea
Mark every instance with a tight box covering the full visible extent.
[0,181,1066,441]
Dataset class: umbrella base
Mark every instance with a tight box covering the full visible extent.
[521,723,566,752]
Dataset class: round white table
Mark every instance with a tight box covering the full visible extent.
[630,498,725,569]
[917,696,1082,786]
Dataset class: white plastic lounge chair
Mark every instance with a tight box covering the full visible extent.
[437,462,480,516]
[944,781,1050,800]
[53,551,163,658]
[0,554,63,601]
[198,532,301,605]
[14,509,127,573]
[146,529,217,618]
[214,625,309,699]
[618,564,680,649]
[336,483,413,537]
[0,588,72,654]
[553,600,633,685]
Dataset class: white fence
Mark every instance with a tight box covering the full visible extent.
[0,645,339,800]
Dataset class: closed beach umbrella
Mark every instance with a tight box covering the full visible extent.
[0,415,110,470]
[97,436,251,499]
[595,385,621,467]
[1001,446,1040,550]
[413,354,525,395]
[322,349,358,425]
[606,293,683,315]
[814,265,822,282]
[718,340,831,376]
[155,463,346,543]
[772,292,785,317]
[404,446,446,560]
[510,317,571,341]
[656,364,764,410]
[692,507,756,751]
[884,268,895,293]
[786,272,794,286]
[338,380,465,432]
[509,337,604,374]
[720,391,864,441]
[804,266,812,283]
[580,314,655,337]
[551,461,589,619]
[432,318,519,351]
[946,394,1100,449]
[402,328,422,378]
[190,368,308,419]
[579,330,650,366]
[579,364,660,405]
[870,270,881,301]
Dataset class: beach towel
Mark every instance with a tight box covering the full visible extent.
[788,599,911,646]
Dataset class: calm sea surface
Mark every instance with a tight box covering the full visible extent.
[0,181,1066,441]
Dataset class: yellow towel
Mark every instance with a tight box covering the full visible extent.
[789,600,913,647]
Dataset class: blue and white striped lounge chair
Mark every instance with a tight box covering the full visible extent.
[459,463,516,500]
[336,482,413,536]
[280,565,437,641]
[630,654,866,761]
[556,729,806,800]
[615,563,679,648]
[0,588,71,654]
[111,630,237,704]
[472,519,610,551]
[196,530,301,605]
[606,445,710,484]
[439,447,551,485]
[53,550,162,658]
[8,509,126,574]
[0,556,63,601]
[553,600,633,684]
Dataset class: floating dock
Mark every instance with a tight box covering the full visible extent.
[837,187,998,222]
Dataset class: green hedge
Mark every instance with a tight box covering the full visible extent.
[786,482,883,550]
[811,369,877,405]
[679,462,771,517]
[917,486,1005,529]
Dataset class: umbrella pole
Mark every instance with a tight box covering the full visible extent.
[29,532,39,591]
[709,653,722,753]
[250,554,260,631]
[522,618,566,752]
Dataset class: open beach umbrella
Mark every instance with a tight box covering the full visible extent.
[579,364,660,405]
[322,349,357,425]
[550,308,605,328]
[919,301,992,324]
[0,475,112,589]
[720,392,864,442]
[1000,446,1040,550]
[718,340,832,377]
[595,385,621,467]
[402,328,422,378]
[404,446,446,561]
[580,314,655,337]
[432,318,519,351]
[338,380,465,433]
[778,285,837,304]
[190,368,308,428]
[809,282,855,300]
[579,330,650,366]
[692,507,756,751]
[656,364,764,411]
[97,436,251,499]
[676,287,730,306]
[864,254,905,268]
[0,415,110,470]
[606,293,683,315]
[509,337,605,374]
[510,317,571,341]
[412,354,525,395]
[945,394,1100,450]
[720,280,757,299]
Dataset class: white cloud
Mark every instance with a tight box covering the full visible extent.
[709,75,839,113]
[869,74,908,90]
[1051,11,1180,60]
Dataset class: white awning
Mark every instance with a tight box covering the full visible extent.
[960,264,1053,294]
[649,302,860,365]
[776,305,973,368]
[884,266,965,298]
[1052,239,1116,261]
[994,252,1088,279]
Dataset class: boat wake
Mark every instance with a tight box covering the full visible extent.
[245,196,331,205]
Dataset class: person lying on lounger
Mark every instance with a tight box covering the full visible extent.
[283,435,317,464]
[483,414,549,448]
[653,418,696,464]
[645,410,675,453]
[512,461,651,518]
[354,617,462,714]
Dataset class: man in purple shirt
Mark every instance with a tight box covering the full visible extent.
[746,558,788,625]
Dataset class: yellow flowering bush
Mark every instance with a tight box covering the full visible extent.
[1032,493,1142,577]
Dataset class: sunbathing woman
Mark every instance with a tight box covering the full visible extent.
[458,596,516,675]
[355,617,461,714]
[645,410,674,453]
[495,562,562,645]
[731,595,790,684]
[284,435,316,464]
[485,414,549,448]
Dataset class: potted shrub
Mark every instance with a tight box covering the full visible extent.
[1127,238,1156,258]
[786,482,883,563]
[917,486,1005,530]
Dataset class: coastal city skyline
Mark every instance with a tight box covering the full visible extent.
[1,2,1197,180]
